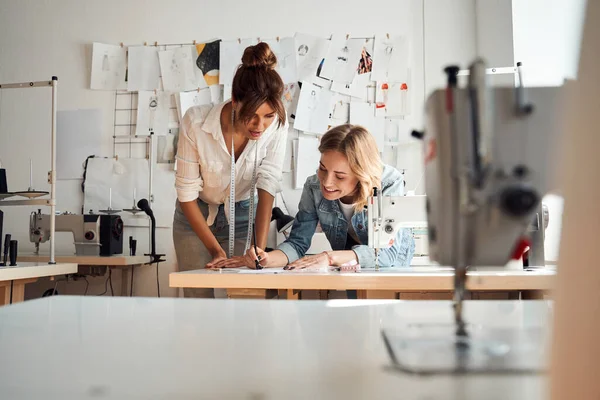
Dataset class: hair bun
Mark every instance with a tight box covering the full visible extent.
[241,42,277,70]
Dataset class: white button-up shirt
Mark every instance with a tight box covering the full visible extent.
[175,100,289,226]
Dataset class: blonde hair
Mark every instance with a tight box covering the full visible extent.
[318,124,383,212]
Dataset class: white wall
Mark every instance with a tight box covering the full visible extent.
[0,0,496,297]
[511,0,587,261]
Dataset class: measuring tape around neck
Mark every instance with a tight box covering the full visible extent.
[228,108,258,258]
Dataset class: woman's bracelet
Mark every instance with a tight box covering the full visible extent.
[322,251,334,266]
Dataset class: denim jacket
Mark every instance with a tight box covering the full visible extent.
[278,164,415,267]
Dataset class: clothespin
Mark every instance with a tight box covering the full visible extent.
[276,36,280,42]
[144,42,148,46]
[154,89,157,95]
[193,40,196,45]
[154,41,158,47]
[257,37,261,42]
[120,42,124,48]
[346,33,350,40]
[386,33,390,39]
[115,155,119,161]
[237,38,241,44]
[197,87,200,93]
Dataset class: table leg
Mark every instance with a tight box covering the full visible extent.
[0,278,37,305]
[121,267,132,297]
[0,282,10,306]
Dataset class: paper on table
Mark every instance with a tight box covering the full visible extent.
[320,36,363,84]
[294,136,320,189]
[178,89,212,119]
[293,82,334,134]
[375,81,410,117]
[219,38,258,85]
[136,91,171,136]
[237,268,287,274]
[264,37,298,84]
[90,43,127,90]
[57,109,103,179]
[195,39,221,86]
[294,33,331,84]
[159,46,207,92]
[372,35,410,83]
[127,46,161,91]
[349,102,385,151]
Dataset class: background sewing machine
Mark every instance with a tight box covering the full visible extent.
[367,194,549,267]
[29,210,124,256]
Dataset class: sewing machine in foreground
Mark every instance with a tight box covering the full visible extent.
[368,60,563,374]
[29,210,124,256]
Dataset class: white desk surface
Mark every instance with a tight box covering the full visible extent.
[0,297,550,399]
[169,266,556,291]
[0,262,78,281]
[18,253,152,266]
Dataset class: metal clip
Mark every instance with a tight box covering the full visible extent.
[346,33,350,40]
[237,38,241,44]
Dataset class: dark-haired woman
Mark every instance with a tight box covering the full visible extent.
[173,42,289,297]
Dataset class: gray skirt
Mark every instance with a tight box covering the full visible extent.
[172,197,256,298]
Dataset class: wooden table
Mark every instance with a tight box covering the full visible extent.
[0,296,551,399]
[0,262,78,305]
[169,266,556,300]
[18,254,153,296]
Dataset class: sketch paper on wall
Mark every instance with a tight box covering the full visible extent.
[264,37,298,84]
[159,46,207,91]
[136,91,171,136]
[294,136,320,189]
[375,81,410,117]
[127,46,161,91]
[219,38,259,85]
[195,39,221,86]
[91,42,127,90]
[320,35,363,84]
[282,82,300,120]
[293,82,334,134]
[294,33,331,84]
[178,89,212,119]
[372,35,410,83]
[349,102,385,151]
[157,131,179,164]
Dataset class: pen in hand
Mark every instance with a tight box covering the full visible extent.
[252,223,263,270]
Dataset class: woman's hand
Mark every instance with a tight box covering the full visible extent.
[286,252,330,271]
[205,247,269,269]
[205,248,228,269]
[207,255,250,269]
[243,247,268,269]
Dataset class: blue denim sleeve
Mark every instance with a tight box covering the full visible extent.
[276,180,319,263]
[351,228,415,267]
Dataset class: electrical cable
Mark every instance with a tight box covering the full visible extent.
[109,268,114,296]
[156,261,160,298]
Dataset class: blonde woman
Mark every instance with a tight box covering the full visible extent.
[211,124,415,271]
